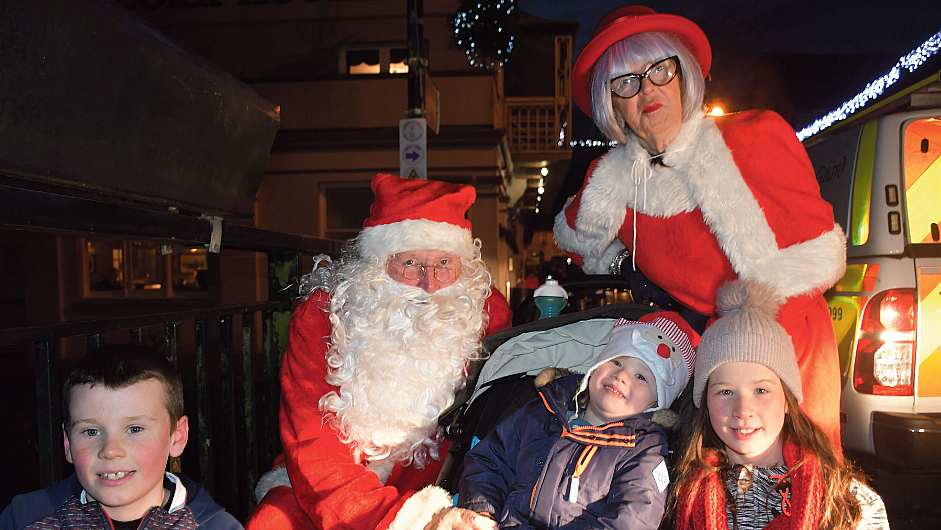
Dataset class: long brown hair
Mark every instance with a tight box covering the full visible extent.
[669,383,864,529]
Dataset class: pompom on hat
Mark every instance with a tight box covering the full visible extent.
[578,311,700,413]
[572,5,711,116]
[692,280,803,407]
[355,174,477,259]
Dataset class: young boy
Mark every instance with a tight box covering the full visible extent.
[0,344,242,530]
[458,312,699,530]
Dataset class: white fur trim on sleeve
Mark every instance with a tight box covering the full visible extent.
[751,223,847,299]
[588,239,627,275]
[388,485,453,530]
[254,466,291,504]
[553,200,626,274]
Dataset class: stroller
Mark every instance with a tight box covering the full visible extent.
[435,301,667,496]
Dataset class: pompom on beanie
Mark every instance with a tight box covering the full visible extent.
[692,279,803,407]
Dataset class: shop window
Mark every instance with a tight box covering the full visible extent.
[85,239,208,298]
[342,47,410,75]
[347,49,380,74]
[389,48,409,74]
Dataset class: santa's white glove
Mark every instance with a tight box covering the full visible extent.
[423,508,498,530]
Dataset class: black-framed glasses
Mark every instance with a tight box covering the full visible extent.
[396,260,458,284]
[610,56,679,99]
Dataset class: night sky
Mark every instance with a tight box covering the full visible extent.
[517,0,941,224]
[519,0,941,127]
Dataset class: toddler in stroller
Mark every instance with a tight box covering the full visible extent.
[439,306,699,530]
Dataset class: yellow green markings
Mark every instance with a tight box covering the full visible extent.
[917,266,941,397]
[906,154,941,244]
[828,294,867,378]
[851,120,878,246]
[828,264,879,377]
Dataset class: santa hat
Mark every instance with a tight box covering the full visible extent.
[578,311,699,413]
[355,174,477,259]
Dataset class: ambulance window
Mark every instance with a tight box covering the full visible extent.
[808,125,861,241]
[902,118,941,244]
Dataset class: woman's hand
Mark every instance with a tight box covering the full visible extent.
[423,508,498,530]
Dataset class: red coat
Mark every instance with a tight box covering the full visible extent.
[554,110,845,447]
[246,289,511,530]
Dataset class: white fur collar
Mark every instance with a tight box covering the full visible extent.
[554,112,846,298]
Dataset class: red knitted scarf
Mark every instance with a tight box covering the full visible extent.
[675,443,822,530]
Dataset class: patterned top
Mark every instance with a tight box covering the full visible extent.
[724,464,890,530]
[24,495,200,530]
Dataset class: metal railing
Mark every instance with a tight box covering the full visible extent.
[0,184,343,521]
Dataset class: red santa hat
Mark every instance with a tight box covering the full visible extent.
[578,311,699,412]
[355,174,477,259]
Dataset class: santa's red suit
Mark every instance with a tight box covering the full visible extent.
[246,289,511,530]
[554,110,845,447]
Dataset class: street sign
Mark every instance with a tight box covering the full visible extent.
[400,117,427,179]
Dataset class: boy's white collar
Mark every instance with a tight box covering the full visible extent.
[80,472,187,514]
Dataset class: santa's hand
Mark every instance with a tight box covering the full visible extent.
[423,508,498,530]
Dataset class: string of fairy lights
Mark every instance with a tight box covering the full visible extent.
[796,28,941,140]
[453,3,939,144]
[453,0,516,68]
[570,27,941,148]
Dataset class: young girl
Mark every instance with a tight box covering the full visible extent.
[671,280,889,530]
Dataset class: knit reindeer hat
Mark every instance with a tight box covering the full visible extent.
[578,311,699,412]
[354,174,477,259]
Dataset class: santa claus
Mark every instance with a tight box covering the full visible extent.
[246,174,512,530]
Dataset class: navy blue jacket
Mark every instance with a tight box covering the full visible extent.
[0,473,242,530]
[459,374,670,530]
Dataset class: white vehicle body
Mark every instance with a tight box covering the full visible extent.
[804,80,941,469]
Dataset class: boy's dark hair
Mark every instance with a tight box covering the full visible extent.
[62,344,184,431]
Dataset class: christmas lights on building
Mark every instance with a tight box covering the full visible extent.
[453,0,516,68]
[797,28,941,140]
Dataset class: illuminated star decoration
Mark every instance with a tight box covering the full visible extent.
[798,28,941,141]
[453,0,516,68]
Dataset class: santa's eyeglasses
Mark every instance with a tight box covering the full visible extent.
[395,260,458,284]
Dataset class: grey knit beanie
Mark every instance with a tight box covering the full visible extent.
[692,280,803,407]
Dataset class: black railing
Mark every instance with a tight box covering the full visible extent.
[1,302,290,520]
[0,183,343,521]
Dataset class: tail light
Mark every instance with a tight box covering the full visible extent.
[853,289,916,396]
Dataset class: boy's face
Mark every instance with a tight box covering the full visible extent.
[63,379,188,522]
[584,356,658,425]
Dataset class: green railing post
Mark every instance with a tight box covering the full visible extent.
[219,315,236,512]
[194,319,214,494]
[34,340,62,488]
[262,251,298,466]
[241,312,257,515]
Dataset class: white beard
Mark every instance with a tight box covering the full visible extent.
[318,257,491,470]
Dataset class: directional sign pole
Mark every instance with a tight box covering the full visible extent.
[400,117,427,180]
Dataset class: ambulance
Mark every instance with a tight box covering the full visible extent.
[803,71,941,470]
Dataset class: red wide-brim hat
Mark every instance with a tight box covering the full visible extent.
[572,5,711,116]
